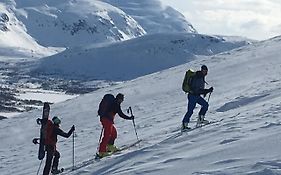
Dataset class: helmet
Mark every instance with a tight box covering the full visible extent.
[52,116,61,125]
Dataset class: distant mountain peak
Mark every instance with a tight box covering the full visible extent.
[12,0,146,47]
[1,0,198,55]
[104,0,197,34]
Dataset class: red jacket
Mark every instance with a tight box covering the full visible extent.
[101,100,131,123]
[45,119,73,147]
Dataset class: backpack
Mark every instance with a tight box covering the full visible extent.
[98,94,115,116]
[182,69,196,93]
[44,120,56,146]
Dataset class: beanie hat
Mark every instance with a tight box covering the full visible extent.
[116,93,124,100]
[201,65,208,71]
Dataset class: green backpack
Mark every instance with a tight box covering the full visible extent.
[182,69,196,93]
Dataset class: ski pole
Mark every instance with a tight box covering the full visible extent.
[132,119,140,142]
[207,92,212,103]
[72,131,75,171]
[36,159,43,175]
[96,127,104,153]
[128,107,140,142]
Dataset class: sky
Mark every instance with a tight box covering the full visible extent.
[160,0,281,40]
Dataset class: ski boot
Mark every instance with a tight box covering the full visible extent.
[197,115,209,126]
[107,144,120,153]
[95,151,111,159]
[181,122,191,131]
[51,168,63,174]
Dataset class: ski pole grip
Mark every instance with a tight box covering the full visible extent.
[129,107,133,115]
[36,118,41,125]
[32,138,39,144]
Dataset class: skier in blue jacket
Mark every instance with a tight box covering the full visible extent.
[182,65,213,130]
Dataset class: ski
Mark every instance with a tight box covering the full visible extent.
[62,139,142,173]
[119,139,142,152]
[182,119,223,133]
[95,139,142,160]
[162,119,223,142]
[33,102,50,160]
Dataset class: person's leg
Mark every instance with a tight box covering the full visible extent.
[52,149,60,171]
[99,118,113,153]
[182,94,198,124]
[108,124,117,145]
[197,96,209,116]
[43,145,54,175]
[107,125,119,152]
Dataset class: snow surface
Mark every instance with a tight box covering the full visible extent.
[34,33,251,81]
[17,88,77,104]
[1,36,281,175]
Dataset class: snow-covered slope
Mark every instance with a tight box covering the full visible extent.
[0,2,59,59]
[34,33,251,81]
[1,0,196,49]
[11,0,145,47]
[104,0,197,34]
[1,0,195,59]
[1,36,281,174]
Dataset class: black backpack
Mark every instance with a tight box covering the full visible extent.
[98,94,115,116]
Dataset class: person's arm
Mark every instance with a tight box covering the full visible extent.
[201,87,214,97]
[55,125,75,138]
[117,105,132,120]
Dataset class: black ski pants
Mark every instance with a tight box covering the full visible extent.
[43,145,60,175]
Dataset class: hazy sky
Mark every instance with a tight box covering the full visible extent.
[159,0,281,40]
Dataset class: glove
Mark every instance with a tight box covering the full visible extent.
[203,89,209,97]
[130,115,135,120]
[32,138,40,144]
[209,87,214,93]
[70,125,75,133]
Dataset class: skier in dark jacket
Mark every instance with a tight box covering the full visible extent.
[43,116,75,175]
[98,93,134,158]
[182,65,213,130]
